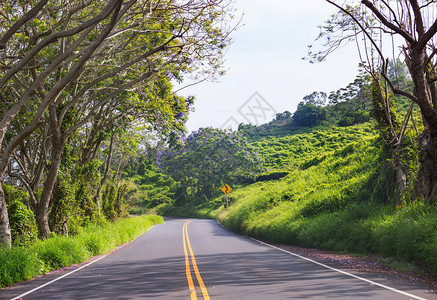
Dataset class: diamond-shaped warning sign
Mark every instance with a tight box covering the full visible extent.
[221,184,232,195]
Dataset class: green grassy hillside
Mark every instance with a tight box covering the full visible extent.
[251,125,374,170]
[158,122,437,276]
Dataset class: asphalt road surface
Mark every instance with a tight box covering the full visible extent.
[1,218,436,299]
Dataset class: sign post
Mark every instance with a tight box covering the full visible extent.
[221,184,232,208]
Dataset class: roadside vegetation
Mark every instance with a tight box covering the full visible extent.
[0,0,234,247]
[0,214,162,288]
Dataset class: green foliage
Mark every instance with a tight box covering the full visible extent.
[49,160,105,235]
[3,184,38,246]
[127,159,179,210]
[102,184,118,220]
[334,101,370,127]
[49,171,79,235]
[303,91,327,106]
[7,199,38,247]
[370,79,400,140]
[275,111,292,121]
[3,183,29,206]
[73,160,102,226]
[255,172,288,182]
[293,102,327,127]
[0,247,45,287]
[0,215,163,288]
[33,235,89,270]
[0,0,235,246]
[102,183,129,221]
[250,124,374,170]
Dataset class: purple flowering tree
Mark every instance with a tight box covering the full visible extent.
[157,127,265,203]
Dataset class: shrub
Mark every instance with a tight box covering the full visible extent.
[7,199,38,246]
[3,184,38,246]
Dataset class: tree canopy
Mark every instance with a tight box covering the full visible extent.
[293,102,327,127]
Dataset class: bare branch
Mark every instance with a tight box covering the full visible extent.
[410,0,426,37]
[361,0,416,45]
[325,0,386,60]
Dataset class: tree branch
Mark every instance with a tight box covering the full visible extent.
[417,17,437,50]
[361,0,416,45]
[0,0,120,89]
[0,0,49,49]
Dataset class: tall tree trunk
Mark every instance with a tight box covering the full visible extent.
[417,129,437,202]
[94,132,115,214]
[395,167,407,206]
[410,48,437,203]
[36,142,64,238]
[0,185,11,247]
[36,104,64,238]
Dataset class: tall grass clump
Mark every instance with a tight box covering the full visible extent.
[0,248,44,287]
[0,214,163,288]
[372,202,437,273]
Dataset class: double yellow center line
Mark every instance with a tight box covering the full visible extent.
[182,221,210,300]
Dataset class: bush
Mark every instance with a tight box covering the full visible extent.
[7,199,38,246]
[3,184,38,246]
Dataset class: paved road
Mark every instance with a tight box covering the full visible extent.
[1,218,436,299]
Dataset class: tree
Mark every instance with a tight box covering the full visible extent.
[327,71,372,126]
[303,91,328,106]
[275,111,292,121]
[387,58,412,90]
[157,128,265,202]
[293,102,327,127]
[311,0,437,203]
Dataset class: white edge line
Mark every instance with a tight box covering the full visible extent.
[216,220,428,300]
[10,254,108,300]
[10,224,160,300]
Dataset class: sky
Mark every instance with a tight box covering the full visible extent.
[177,0,363,133]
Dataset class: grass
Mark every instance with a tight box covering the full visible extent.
[0,214,163,288]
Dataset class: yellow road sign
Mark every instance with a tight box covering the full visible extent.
[221,184,232,195]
